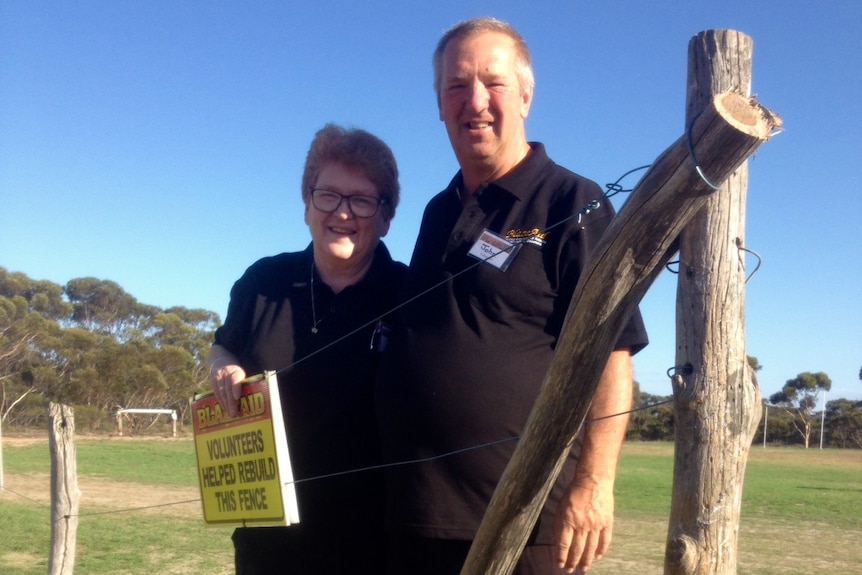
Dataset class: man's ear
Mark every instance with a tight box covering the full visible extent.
[520,86,533,119]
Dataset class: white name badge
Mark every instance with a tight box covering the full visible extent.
[468,229,521,271]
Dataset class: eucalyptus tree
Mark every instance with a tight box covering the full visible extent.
[0,268,218,428]
[769,371,832,448]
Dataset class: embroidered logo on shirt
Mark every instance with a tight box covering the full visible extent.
[505,228,547,247]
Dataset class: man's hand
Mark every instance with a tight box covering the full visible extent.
[553,348,631,572]
[553,477,615,574]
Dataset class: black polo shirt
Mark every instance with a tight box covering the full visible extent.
[214,242,405,569]
[376,143,648,544]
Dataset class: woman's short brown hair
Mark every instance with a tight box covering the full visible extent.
[301,124,400,220]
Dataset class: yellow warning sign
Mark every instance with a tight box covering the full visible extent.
[192,371,299,526]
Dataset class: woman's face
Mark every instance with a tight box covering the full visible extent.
[304,162,390,267]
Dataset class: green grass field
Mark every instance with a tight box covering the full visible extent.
[1,436,860,574]
[611,443,862,574]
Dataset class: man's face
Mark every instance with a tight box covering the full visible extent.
[437,31,532,179]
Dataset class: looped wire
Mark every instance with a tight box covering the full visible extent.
[577,199,602,224]
[666,363,694,379]
[737,239,763,284]
[604,164,651,199]
[687,111,722,190]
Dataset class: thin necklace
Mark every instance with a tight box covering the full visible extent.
[310,261,322,334]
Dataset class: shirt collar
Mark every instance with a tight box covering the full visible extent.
[446,142,553,203]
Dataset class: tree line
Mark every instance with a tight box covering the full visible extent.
[2,267,860,446]
[0,267,217,431]
[629,364,862,449]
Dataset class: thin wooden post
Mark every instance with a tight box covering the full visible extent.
[665,30,765,575]
[460,91,780,575]
[48,402,80,575]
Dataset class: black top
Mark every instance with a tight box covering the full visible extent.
[214,242,406,533]
[376,143,648,544]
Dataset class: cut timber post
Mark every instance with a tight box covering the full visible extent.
[460,91,780,575]
[665,30,766,575]
[48,402,80,575]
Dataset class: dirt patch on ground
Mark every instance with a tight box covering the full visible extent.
[1,471,201,518]
[3,431,187,447]
[2,432,200,517]
[1,551,45,575]
[2,432,50,448]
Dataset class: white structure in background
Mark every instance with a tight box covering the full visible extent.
[115,408,177,437]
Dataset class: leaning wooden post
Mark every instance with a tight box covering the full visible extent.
[48,402,80,575]
[665,30,766,575]
[460,91,780,575]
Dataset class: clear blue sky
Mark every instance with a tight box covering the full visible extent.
[2,1,860,404]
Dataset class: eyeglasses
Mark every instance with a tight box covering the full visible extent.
[310,189,386,218]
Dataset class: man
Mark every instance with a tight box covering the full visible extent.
[376,17,648,575]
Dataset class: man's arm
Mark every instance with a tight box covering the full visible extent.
[553,348,633,574]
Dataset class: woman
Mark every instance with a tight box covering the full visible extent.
[208,124,405,574]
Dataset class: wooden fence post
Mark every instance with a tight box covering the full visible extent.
[664,29,765,575]
[48,402,80,575]
[664,30,761,575]
[460,91,780,575]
